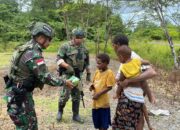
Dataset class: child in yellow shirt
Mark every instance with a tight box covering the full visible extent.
[89,53,115,130]
[114,45,153,103]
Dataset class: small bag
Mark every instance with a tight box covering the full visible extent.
[69,76,80,86]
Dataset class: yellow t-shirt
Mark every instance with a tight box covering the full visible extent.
[120,58,141,78]
[92,69,115,109]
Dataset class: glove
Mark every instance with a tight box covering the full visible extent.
[80,91,84,97]
[86,73,91,81]
[65,65,74,75]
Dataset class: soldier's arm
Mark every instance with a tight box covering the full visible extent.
[56,44,74,75]
[56,44,69,68]
[24,50,66,86]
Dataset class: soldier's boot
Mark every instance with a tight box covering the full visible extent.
[56,102,65,122]
[72,101,84,124]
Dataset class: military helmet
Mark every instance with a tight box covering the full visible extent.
[72,28,85,38]
[30,22,54,38]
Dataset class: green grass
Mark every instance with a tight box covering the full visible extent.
[0,53,12,68]
[130,40,180,70]
[34,95,91,124]
[0,40,179,70]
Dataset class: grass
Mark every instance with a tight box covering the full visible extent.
[0,93,91,129]
[0,39,179,70]
[130,40,180,70]
[0,53,12,68]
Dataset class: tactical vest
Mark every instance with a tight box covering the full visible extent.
[9,41,44,91]
[9,42,34,81]
[64,42,88,72]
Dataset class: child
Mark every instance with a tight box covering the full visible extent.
[114,45,155,130]
[114,45,153,102]
[89,53,115,130]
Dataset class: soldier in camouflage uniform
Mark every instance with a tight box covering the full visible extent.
[56,28,91,123]
[3,22,73,130]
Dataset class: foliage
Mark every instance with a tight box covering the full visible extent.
[133,20,180,40]
[130,40,180,70]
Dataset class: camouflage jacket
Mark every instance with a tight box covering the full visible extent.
[57,41,89,72]
[9,39,65,90]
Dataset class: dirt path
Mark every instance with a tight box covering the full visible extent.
[0,54,180,130]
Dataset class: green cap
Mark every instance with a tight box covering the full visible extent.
[72,28,85,38]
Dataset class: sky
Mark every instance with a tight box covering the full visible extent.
[19,0,180,27]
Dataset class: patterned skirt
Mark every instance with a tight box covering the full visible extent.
[112,93,143,130]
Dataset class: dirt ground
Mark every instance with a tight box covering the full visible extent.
[0,54,180,130]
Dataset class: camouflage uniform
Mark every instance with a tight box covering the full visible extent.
[4,22,66,130]
[57,39,89,122]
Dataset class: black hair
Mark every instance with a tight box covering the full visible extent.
[117,45,131,59]
[96,53,110,64]
[112,34,129,46]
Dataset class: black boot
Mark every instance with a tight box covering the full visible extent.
[57,102,65,122]
[72,101,84,123]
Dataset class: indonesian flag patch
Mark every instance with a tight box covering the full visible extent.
[36,58,45,66]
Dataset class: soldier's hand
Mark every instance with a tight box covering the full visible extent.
[65,80,74,89]
[66,65,74,75]
[86,73,91,81]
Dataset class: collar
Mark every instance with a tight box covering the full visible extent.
[69,40,82,48]
[30,39,43,52]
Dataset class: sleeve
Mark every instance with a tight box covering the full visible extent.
[25,50,65,86]
[106,70,116,87]
[131,51,142,60]
[115,63,121,80]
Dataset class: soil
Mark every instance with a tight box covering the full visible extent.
[0,54,180,130]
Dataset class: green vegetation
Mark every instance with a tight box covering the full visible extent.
[0,0,180,70]
[0,53,12,68]
[0,40,179,70]
[130,41,180,70]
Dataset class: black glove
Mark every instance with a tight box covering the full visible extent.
[65,65,74,75]
[86,73,91,81]
[81,91,84,97]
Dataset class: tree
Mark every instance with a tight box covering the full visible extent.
[139,0,180,68]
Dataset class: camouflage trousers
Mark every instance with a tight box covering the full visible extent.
[59,85,81,105]
[5,90,38,130]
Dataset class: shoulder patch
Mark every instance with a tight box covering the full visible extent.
[36,58,45,66]
[23,50,34,63]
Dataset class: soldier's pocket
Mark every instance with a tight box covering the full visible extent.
[9,113,23,126]
[66,50,78,66]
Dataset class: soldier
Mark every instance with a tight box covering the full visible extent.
[3,22,73,130]
[56,28,91,123]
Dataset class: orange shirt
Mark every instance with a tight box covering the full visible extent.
[92,69,115,109]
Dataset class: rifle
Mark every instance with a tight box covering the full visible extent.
[80,91,85,108]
